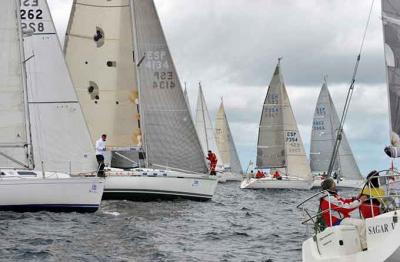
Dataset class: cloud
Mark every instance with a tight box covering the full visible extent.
[48,0,391,175]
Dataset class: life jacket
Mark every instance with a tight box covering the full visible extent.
[359,186,384,218]
[319,192,361,227]
[256,171,264,178]
[207,153,217,163]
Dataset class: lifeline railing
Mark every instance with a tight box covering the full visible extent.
[297,170,400,234]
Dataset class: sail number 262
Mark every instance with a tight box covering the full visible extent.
[21,0,44,33]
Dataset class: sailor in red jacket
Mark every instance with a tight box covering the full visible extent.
[320,178,368,250]
[206,150,218,175]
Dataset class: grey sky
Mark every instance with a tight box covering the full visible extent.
[49,0,390,175]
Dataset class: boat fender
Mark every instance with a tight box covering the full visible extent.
[394,212,398,224]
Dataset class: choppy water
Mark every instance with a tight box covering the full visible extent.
[0,183,334,262]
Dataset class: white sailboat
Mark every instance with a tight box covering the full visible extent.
[0,0,104,212]
[64,0,217,201]
[310,79,364,189]
[300,1,400,260]
[241,60,313,190]
[214,99,243,181]
[195,84,227,182]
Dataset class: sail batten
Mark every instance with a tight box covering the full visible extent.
[310,82,362,180]
[257,62,311,180]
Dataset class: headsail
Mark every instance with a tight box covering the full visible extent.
[310,80,362,180]
[195,85,222,166]
[131,0,207,173]
[0,0,31,168]
[64,0,142,168]
[257,61,311,180]
[21,0,96,173]
[215,100,243,174]
[382,0,400,158]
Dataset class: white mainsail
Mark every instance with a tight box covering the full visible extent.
[132,0,207,173]
[257,61,311,180]
[65,0,208,173]
[382,0,400,158]
[19,0,97,173]
[215,100,243,174]
[0,0,31,168]
[195,84,223,166]
[310,80,362,180]
[0,0,95,173]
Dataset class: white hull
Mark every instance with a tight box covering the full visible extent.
[312,178,364,189]
[0,170,104,212]
[303,211,400,261]
[240,177,312,190]
[104,168,218,201]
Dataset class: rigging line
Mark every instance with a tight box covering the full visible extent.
[327,0,375,177]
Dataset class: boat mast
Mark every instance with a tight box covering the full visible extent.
[129,0,149,168]
[16,0,34,169]
[327,0,375,177]
[277,58,288,176]
[199,82,210,152]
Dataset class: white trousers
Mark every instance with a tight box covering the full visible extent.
[341,218,367,250]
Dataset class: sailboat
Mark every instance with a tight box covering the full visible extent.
[240,60,313,190]
[64,0,217,201]
[195,84,227,183]
[310,79,364,189]
[214,99,243,181]
[300,1,400,260]
[0,0,104,212]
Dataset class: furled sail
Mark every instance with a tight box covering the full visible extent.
[131,0,207,173]
[310,81,362,180]
[215,101,243,174]
[64,0,142,168]
[257,61,311,180]
[382,0,400,158]
[195,85,223,166]
[0,0,31,168]
[21,0,97,173]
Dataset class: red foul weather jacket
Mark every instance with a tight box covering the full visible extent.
[320,192,361,227]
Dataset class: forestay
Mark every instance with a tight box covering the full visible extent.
[257,62,311,180]
[132,0,207,173]
[310,81,362,180]
[0,0,31,168]
[215,101,243,174]
[21,0,97,173]
[195,85,222,165]
[382,0,400,157]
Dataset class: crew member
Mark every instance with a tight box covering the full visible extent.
[255,170,265,179]
[359,170,386,217]
[206,150,218,176]
[96,134,107,177]
[320,178,368,250]
[273,170,282,180]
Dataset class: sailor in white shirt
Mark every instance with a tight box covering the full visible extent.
[96,134,107,177]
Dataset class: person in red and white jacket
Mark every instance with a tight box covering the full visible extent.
[320,178,368,250]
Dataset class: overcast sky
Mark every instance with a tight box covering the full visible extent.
[49,0,390,176]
